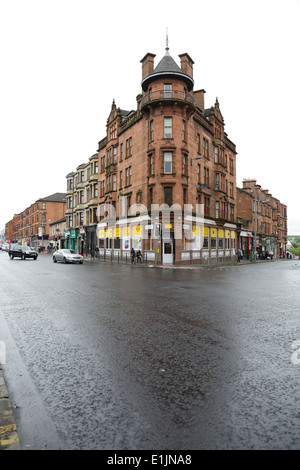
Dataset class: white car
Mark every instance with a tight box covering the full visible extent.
[53,249,83,264]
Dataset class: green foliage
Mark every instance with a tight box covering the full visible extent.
[290,246,300,255]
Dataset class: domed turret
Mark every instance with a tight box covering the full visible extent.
[141,49,194,92]
[140,47,195,113]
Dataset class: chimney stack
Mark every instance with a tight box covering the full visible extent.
[140,53,156,80]
[193,89,206,112]
[179,53,194,78]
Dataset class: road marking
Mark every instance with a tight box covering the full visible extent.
[0,424,17,434]
[0,433,20,446]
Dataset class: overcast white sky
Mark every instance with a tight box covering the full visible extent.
[1,0,299,234]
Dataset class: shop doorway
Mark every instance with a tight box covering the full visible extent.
[162,235,174,264]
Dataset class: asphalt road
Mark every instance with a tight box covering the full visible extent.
[1,251,300,450]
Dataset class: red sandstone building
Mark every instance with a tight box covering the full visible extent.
[237,179,287,258]
[5,193,66,250]
[70,46,237,264]
[4,50,289,262]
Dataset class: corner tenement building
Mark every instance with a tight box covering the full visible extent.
[4,46,288,261]
[66,46,238,264]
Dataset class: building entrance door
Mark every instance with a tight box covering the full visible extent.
[163,238,174,264]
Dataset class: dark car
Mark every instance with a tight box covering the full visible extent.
[8,244,38,260]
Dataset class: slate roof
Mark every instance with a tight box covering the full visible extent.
[39,193,66,203]
[49,216,67,225]
[153,53,183,75]
[141,51,194,92]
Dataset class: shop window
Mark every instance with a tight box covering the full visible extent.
[114,237,120,249]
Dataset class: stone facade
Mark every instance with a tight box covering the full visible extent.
[237,179,288,258]
[94,47,238,265]
[5,193,66,249]
[65,154,99,254]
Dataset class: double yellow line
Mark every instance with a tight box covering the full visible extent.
[0,363,21,450]
[0,424,20,449]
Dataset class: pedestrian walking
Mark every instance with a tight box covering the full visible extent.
[136,249,142,263]
[131,248,135,264]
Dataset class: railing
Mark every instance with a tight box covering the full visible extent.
[92,249,149,265]
[141,90,194,108]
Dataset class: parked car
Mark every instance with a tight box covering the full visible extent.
[9,244,38,260]
[53,249,83,264]
[2,244,9,252]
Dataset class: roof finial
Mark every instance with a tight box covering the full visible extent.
[165,28,169,55]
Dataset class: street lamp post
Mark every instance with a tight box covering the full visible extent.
[253,192,257,262]
[250,188,258,262]
[252,193,270,262]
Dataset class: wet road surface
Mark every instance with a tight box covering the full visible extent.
[0,252,300,450]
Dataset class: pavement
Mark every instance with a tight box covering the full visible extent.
[0,364,20,450]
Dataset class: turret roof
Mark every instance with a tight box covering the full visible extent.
[141,49,194,92]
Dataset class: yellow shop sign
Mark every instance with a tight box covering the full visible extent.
[122,226,130,237]
[133,225,141,236]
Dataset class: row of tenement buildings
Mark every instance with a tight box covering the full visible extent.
[4,46,288,263]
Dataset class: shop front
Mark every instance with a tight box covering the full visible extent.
[259,235,277,259]
[78,228,86,255]
[97,220,145,261]
[85,225,97,256]
[64,229,78,251]
[240,230,253,259]
[96,216,236,265]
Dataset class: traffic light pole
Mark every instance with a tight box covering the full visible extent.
[154,223,161,266]
[155,237,159,266]
[253,193,257,262]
